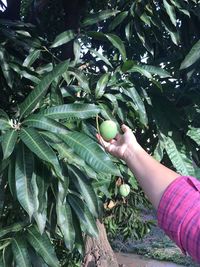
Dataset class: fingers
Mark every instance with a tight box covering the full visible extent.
[115,133,121,141]
[96,133,116,155]
[121,124,131,133]
[96,133,110,149]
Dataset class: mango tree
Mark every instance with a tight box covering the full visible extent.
[0,0,200,266]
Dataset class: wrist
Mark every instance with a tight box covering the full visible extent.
[123,142,143,163]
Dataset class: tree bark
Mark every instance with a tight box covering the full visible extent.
[82,220,119,267]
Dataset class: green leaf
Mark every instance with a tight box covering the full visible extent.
[20,127,59,167]
[0,45,13,88]
[20,128,63,179]
[50,139,81,161]
[19,61,69,119]
[164,136,194,176]
[0,117,11,131]
[138,64,171,78]
[46,135,96,178]
[2,245,14,267]
[12,237,31,267]
[82,9,119,27]
[50,30,75,48]
[32,172,47,234]
[187,127,200,146]
[31,162,49,234]
[29,249,49,267]
[134,18,153,55]
[0,222,26,239]
[34,161,50,213]
[104,94,118,114]
[123,87,148,126]
[0,254,3,267]
[123,62,163,81]
[108,11,128,31]
[50,141,77,159]
[128,175,138,190]
[40,131,63,144]
[71,211,84,255]
[0,19,34,27]
[68,68,90,93]
[125,22,132,42]
[0,169,6,216]
[87,31,107,41]
[68,194,98,237]
[56,182,75,250]
[69,166,99,217]
[126,65,152,79]
[180,40,200,70]
[99,103,116,121]
[73,39,81,64]
[163,0,177,26]
[195,168,200,180]
[170,0,190,16]
[27,226,60,267]
[15,142,35,218]
[8,154,16,198]
[59,132,119,175]
[1,129,18,159]
[50,79,64,106]
[121,60,136,72]
[0,109,9,120]
[140,12,151,26]
[23,114,68,134]
[0,158,9,173]
[89,48,113,68]
[161,13,180,45]
[105,34,126,62]
[9,63,40,84]
[153,140,165,162]
[40,103,100,120]
[36,63,53,75]
[23,50,41,68]
[95,73,110,99]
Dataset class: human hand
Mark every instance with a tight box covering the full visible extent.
[96,124,141,161]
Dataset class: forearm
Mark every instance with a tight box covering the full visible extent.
[124,145,179,209]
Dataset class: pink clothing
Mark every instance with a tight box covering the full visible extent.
[157,176,200,263]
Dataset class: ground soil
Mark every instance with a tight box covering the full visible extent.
[115,253,187,267]
[111,210,198,267]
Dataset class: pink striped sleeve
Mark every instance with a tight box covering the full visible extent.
[157,176,200,264]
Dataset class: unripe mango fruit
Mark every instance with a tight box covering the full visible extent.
[119,184,130,197]
[99,120,118,141]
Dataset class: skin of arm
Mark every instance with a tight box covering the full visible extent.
[97,124,180,209]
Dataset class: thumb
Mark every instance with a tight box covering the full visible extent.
[121,124,131,133]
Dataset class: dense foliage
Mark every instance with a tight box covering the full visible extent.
[0,0,200,266]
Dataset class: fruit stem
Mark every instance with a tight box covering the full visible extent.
[96,115,105,147]
[96,115,101,136]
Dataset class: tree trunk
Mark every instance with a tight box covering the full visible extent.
[82,220,119,267]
